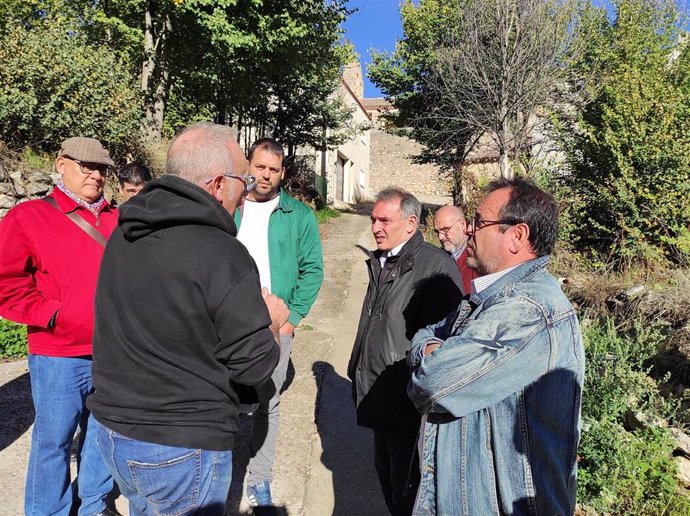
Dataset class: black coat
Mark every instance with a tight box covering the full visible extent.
[348,231,463,434]
[88,176,280,451]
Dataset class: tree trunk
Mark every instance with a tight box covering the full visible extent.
[452,144,465,206]
[499,151,511,179]
[499,107,513,179]
[141,1,171,141]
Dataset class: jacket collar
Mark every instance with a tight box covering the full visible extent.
[276,188,294,212]
[370,231,424,261]
[469,255,550,304]
[50,185,112,215]
[368,231,424,280]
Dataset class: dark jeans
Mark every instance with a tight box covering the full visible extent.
[373,428,420,516]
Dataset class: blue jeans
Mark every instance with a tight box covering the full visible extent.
[26,354,113,516]
[94,419,232,515]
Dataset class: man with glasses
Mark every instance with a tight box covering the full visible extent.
[408,178,584,515]
[433,205,477,295]
[87,122,287,515]
[348,188,463,516]
[0,137,118,515]
[234,137,323,510]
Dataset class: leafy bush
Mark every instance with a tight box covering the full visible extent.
[0,319,27,358]
[582,319,670,421]
[560,0,690,266]
[578,419,688,515]
[578,318,689,513]
[315,206,341,224]
[0,19,141,159]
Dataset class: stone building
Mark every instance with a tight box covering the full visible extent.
[361,97,453,202]
[308,62,372,205]
[367,129,453,199]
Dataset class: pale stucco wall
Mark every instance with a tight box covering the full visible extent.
[312,79,371,205]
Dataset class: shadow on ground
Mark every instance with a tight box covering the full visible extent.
[312,361,388,516]
[0,371,33,451]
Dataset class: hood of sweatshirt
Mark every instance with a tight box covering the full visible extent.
[119,175,237,241]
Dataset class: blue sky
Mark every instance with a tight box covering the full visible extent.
[343,0,404,98]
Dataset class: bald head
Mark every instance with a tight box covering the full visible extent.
[433,205,468,254]
[166,122,247,187]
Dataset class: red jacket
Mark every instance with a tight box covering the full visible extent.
[0,188,117,356]
[455,247,478,296]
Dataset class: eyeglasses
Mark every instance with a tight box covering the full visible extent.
[67,157,110,177]
[466,214,521,235]
[204,173,256,194]
[434,217,465,236]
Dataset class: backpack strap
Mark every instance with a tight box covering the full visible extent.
[42,196,107,248]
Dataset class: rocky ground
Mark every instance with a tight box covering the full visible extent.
[0,207,394,516]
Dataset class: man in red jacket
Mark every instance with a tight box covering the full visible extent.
[433,205,478,296]
[0,137,119,516]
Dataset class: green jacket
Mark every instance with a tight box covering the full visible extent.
[234,189,324,327]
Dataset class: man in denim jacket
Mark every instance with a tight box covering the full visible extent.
[408,178,584,515]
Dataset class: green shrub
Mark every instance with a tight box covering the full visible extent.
[578,317,689,513]
[582,318,671,422]
[578,419,688,515]
[560,0,690,266]
[0,319,27,358]
[0,19,141,160]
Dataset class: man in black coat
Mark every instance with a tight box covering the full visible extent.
[348,187,463,516]
[88,122,288,515]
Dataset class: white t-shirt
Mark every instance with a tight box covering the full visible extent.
[236,197,280,291]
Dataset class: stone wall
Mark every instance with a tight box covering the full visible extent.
[0,154,54,218]
[368,129,452,198]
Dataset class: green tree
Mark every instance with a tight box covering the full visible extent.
[561,0,690,265]
[0,16,141,157]
[1,0,356,154]
[369,0,465,196]
[94,0,355,148]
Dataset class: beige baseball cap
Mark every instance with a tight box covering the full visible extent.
[58,137,115,167]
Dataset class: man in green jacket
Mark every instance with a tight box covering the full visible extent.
[235,137,324,509]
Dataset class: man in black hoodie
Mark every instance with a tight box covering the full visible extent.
[88,122,287,515]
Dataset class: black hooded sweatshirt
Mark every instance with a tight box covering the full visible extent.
[88,175,279,450]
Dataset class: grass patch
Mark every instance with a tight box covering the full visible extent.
[315,206,341,224]
[20,147,53,171]
[0,319,27,358]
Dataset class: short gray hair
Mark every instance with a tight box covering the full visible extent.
[375,187,421,220]
[166,122,237,186]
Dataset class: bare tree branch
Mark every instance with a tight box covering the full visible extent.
[416,0,585,179]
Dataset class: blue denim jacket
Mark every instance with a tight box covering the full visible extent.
[407,256,584,516]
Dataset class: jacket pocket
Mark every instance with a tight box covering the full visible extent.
[54,286,91,341]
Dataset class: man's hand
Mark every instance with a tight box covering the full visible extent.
[279,322,295,336]
[423,343,441,356]
[262,288,289,341]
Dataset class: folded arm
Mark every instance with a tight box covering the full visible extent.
[408,295,550,418]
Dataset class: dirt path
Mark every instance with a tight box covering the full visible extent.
[0,208,390,516]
